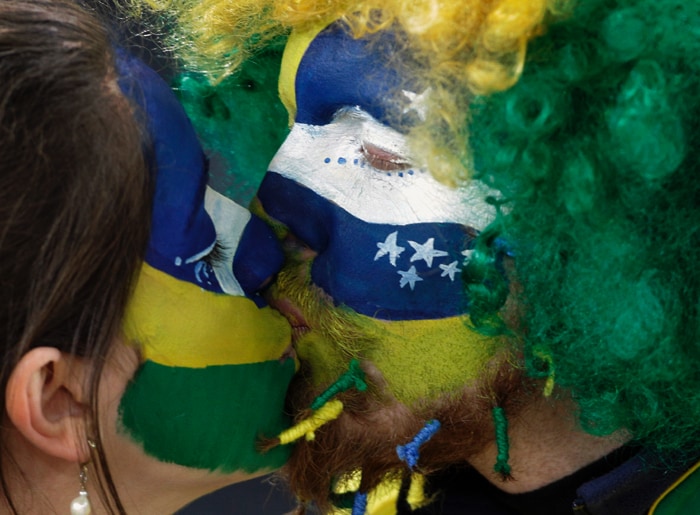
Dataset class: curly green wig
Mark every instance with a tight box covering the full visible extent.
[469,0,700,453]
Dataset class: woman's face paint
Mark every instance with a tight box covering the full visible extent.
[255,22,501,407]
[120,263,296,472]
[115,53,295,473]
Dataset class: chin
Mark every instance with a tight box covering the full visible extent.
[282,355,526,511]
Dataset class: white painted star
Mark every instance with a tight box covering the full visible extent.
[402,88,431,121]
[408,238,448,267]
[462,248,475,264]
[439,261,462,281]
[374,231,406,267]
[398,266,423,290]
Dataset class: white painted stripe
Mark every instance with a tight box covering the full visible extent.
[203,187,247,295]
[268,107,497,230]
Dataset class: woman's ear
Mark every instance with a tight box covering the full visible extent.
[5,347,92,463]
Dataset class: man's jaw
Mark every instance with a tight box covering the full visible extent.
[282,361,428,511]
[266,263,529,508]
[282,354,527,512]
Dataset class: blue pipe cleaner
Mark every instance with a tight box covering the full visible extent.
[396,419,441,469]
[352,491,368,515]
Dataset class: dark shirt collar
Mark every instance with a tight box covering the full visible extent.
[484,445,641,515]
[574,448,693,515]
[401,447,695,515]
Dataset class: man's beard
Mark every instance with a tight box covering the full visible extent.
[285,360,526,511]
[270,264,529,511]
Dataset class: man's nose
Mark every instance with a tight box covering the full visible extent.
[255,172,332,255]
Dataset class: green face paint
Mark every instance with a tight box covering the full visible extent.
[120,263,297,472]
[118,358,295,472]
[174,46,289,204]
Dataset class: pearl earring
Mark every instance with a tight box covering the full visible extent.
[69,463,92,515]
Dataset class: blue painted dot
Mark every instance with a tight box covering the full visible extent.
[353,158,359,165]
[386,172,392,177]
[399,172,404,177]
[338,157,347,165]
[408,169,415,175]
[324,157,331,164]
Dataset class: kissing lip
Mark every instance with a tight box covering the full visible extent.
[279,342,297,363]
[267,296,311,343]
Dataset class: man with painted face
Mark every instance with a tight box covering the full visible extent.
[141,0,700,513]
[251,19,529,508]
[250,16,621,514]
[260,8,700,511]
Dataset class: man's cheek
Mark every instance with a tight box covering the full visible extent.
[294,306,498,408]
[290,299,380,390]
[365,317,498,406]
[295,331,351,388]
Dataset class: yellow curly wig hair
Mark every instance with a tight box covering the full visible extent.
[134,0,571,181]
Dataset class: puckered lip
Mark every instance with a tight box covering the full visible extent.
[267,296,311,346]
[279,341,297,364]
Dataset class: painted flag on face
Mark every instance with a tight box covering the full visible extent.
[257,22,499,321]
[116,51,283,298]
[115,53,295,473]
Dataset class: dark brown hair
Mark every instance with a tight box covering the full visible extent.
[0,0,151,512]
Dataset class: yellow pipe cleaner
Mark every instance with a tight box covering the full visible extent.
[533,348,555,397]
[407,472,432,510]
[277,399,344,444]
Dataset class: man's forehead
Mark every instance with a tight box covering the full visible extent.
[287,21,425,130]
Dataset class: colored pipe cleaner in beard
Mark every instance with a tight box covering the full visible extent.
[396,419,441,510]
[532,348,556,397]
[277,399,343,444]
[330,470,405,514]
[492,406,512,478]
[352,491,368,515]
[266,359,367,448]
[406,472,431,510]
[396,419,441,468]
[310,358,367,410]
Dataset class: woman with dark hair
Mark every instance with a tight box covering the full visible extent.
[0,1,296,513]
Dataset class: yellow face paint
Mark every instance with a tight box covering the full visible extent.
[123,263,293,368]
[116,50,296,474]
[119,264,296,472]
[294,307,495,407]
[367,316,497,405]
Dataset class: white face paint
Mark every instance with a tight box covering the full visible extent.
[268,107,498,229]
[203,187,249,295]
